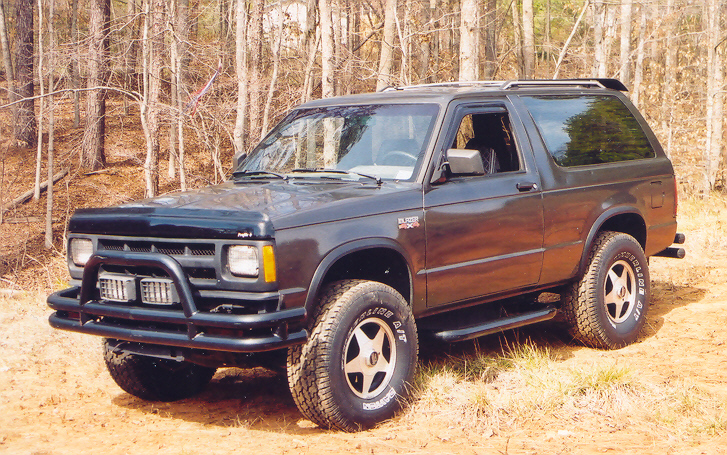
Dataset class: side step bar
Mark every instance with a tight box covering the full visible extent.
[433,306,558,343]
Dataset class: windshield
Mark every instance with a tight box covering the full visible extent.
[236,104,440,182]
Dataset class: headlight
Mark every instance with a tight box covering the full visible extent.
[70,238,93,267]
[228,245,259,277]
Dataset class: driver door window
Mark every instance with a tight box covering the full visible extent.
[451,112,521,176]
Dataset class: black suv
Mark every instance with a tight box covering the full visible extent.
[48,79,684,431]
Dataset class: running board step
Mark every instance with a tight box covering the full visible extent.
[433,306,558,343]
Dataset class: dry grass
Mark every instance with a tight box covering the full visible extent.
[402,338,726,443]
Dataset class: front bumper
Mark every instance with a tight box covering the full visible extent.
[48,251,307,352]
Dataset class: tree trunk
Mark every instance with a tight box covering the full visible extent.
[593,0,605,77]
[143,0,164,198]
[14,0,36,147]
[619,0,633,87]
[301,0,317,102]
[482,0,498,78]
[661,0,676,156]
[320,0,336,97]
[631,3,647,108]
[416,1,432,83]
[81,0,110,170]
[169,0,178,179]
[459,0,478,81]
[34,0,45,200]
[511,0,523,78]
[601,3,617,77]
[376,0,396,91]
[705,0,723,193]
[71,0,80,127]
[233,0,247,157]
[522,0,535,79]
[176,0,189,189]
[261,2,284,138]
[553,0,589,78]
[247,0,264,139]
[123,0,138,117]
[45,0,56,249]
[0,0,14,104]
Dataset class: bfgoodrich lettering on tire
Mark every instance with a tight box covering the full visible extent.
[562,231,650,349]
[287,280,418,431]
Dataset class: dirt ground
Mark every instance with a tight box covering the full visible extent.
[1,210,726,454]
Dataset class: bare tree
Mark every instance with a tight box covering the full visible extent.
[522,0,535,78]
[81,0,110,170]
[593,0,605,77]
[261,2,284,137]
[661,0,677,157]
[376,0,397,91]
[247,0,264,139]
[175,0,190,189]
[618,0,633,87]
[142,0,165,197]
[704,0,724,193]
[45,0,56,249]
[71,0,80,127]
[459,0,478,81]
[14,0,36,147]
[631,3,647,107]
[320,0,336,96]
[511,0,524,77]
[301,0,318,102]
[0,0,14,105]
[233,0,247,156]
[34,0,46,199]
[123,0,138,117]
[482,0,498,78]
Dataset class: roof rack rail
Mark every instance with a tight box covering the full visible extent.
[379,78,628,92]
[501,79,628,91]
[380,81,504,92]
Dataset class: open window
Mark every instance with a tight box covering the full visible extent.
[448,110,521,177]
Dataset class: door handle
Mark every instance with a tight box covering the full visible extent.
[516,182,538,192]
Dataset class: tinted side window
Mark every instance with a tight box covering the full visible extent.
[521,95,655,167]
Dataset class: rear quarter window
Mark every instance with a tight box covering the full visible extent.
[521,95,656,167]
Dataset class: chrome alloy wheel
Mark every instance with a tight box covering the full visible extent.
[604,259,637,324]
[343,317,397,399]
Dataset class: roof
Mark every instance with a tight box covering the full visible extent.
[296,78,629,109]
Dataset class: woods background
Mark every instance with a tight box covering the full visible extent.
[0,0,725,253]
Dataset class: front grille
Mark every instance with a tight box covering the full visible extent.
[99,274,135,302]
[98,239,215,257]
[140,278,178,305]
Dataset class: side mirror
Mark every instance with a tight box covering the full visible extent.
[446,149,485,176]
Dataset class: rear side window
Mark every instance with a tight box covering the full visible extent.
[521,95,656,167]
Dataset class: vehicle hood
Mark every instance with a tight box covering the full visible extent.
[69,180,422,239]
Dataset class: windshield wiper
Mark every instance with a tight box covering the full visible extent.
[290,168,382,185]
[232,170,288,181]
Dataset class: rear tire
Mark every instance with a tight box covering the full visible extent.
[103,339,216,401]
[287,280,418,431]
[561,231,650,349]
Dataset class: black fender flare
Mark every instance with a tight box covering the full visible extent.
[577,206,646,277]
[303,238,415,315]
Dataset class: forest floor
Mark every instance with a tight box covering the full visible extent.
[1,97,727,454]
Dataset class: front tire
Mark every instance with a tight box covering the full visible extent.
[103,340,217,401]
[562,231,650,349]
[287,280,418,431]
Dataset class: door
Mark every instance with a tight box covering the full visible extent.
[424,103,545,307]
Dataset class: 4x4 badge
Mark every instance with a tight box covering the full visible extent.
[398,216,420,230]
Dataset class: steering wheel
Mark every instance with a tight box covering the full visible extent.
[379,150,418,166]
